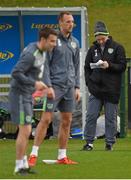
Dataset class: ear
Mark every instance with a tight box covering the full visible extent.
[59,19,63,25]
[41,37,46,42]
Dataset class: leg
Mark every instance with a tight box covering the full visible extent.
[15,126,36,175]
[16,124,32,160]
[34,112,53,146]
[57,112,78,164]
[28,112,53,167]
[58,112,72,149]
[57,87,78,164]
[84,95,103,145]
[9,90,34,174]
[104,102,118,148]
[15,124,32,174]
[33,86,63,146]
[29,86,63,166]
[57,87,75,150]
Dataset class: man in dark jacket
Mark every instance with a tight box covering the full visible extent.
[82,21,126,151]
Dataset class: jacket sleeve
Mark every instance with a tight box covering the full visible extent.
[74,46,80,89]
[11,52,35,86]
[84,48,93,86]
[108,45,127,73]
[43,52,52,87]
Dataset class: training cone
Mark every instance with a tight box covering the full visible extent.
[42,160,57,164]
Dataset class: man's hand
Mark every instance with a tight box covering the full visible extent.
[100,61,109,69]
[75,88,81,102]
[47,87,55,99]
[35,81,47,91]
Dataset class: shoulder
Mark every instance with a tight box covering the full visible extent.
[108,37,124,49]
[111,40,125,54]
[20,43,36,61]
[71,35,79,46]
[22,42,38,55]
[108,39,126,57]
[113,41,124,49]
[88,44,95,52]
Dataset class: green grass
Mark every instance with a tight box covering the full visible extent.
[0,138,131,179]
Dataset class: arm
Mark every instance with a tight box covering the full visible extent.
[74,47,80,89]
[43,52,55,99]
[84,48,93,86]
[43,52,52,87]
[11,52,36,86]
[75,88,81,102]
[74,45,81,101]
[105,45,127,73]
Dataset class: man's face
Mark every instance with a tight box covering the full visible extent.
[41,34,57,51]
[95,35,108,46]
[59,14,74,34]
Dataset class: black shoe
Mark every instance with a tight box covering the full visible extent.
[105,144,113,151]
[14,168,36,176]
[26,167,36,174]
[82,143,93,151]
[14,168,28,176]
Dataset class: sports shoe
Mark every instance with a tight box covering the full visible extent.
[105,144,113,151]
[14,168,28,176]
[14,168,36,175]
[57,157,78,164]
[26,167,36,174]
[28,155,37,167]
[82,143,93,151]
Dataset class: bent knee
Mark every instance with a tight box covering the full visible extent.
[40,112,52,125]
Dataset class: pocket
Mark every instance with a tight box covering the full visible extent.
[90,71,101,84]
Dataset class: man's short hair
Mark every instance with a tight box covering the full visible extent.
[58,11,72,21]
[39,27,58,40]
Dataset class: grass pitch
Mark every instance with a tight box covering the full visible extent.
[0,137,131,179]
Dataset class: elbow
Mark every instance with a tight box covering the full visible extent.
[12,71,19,79]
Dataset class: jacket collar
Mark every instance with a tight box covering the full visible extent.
[59,31,72,41]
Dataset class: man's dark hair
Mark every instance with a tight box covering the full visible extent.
[39,27,58,40]
[58,11,72,21]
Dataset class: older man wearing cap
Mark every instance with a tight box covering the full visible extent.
[82,21,126,151]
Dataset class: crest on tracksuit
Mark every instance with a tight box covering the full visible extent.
[71,41,77,49]
[108,48,114,54]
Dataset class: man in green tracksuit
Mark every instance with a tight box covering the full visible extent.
[29,11,80,165]
[9,27,57,175]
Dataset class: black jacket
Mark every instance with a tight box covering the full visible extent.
[84,36,126,104]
